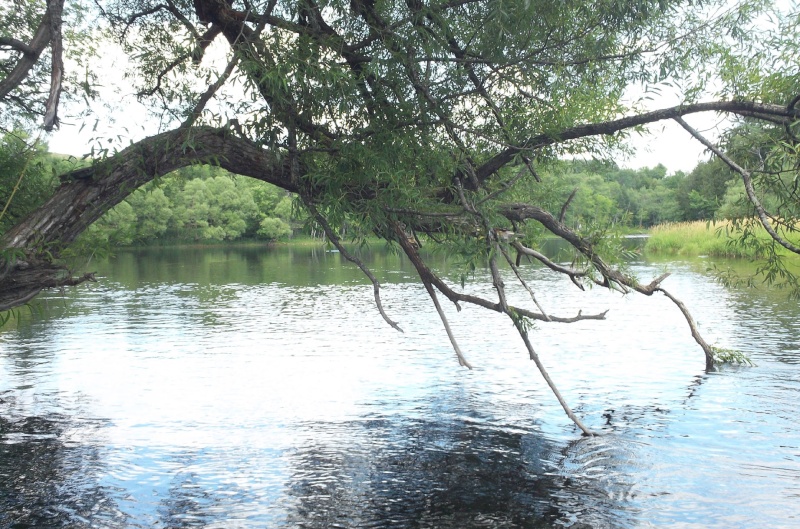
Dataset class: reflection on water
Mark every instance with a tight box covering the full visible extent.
[1,246,799,528]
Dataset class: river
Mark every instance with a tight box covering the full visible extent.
[1,245,798,528]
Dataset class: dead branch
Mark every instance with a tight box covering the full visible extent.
[504,206,714,368]
[498,243,551,320]
[511,316,596,436]
[489,244,594,434]
[422,276,473,368]
[392,221,607,324]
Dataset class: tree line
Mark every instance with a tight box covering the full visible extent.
[0,132,303,247]
[1,130,748,248]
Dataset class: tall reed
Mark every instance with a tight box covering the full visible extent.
[645,220,772,258]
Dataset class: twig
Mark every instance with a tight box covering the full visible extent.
[498,243,550,320]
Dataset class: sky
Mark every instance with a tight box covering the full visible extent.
[44,33,723,176]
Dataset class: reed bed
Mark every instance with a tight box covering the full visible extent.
[645,220,800,258]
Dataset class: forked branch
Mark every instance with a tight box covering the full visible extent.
[503,206,714,369]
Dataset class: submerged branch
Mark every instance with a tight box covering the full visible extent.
[656,287,715,371]
[489,242,595,434]
[423,277,473,369]
[510,316,596,436]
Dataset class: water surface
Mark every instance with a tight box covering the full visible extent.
[1,246,798,528]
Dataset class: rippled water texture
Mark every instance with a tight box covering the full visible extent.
[1,246,798,528]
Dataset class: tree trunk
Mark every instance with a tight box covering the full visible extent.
[0,126,293,311]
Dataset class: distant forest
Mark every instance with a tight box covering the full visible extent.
[1,131,749,248]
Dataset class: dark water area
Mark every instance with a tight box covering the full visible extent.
[1,245,798,528]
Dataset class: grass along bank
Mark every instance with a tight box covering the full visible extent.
[645,220,800,258]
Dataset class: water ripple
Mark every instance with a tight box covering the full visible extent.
[1,249,798,527]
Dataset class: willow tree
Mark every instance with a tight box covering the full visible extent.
[1,0,798,434]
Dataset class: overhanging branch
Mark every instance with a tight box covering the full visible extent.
[472,100,800,187]
[0,7,54,101]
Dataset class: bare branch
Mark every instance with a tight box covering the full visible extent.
[489,241,594,434]
[511,316,595,436]
[393,220,606,323]
[656,287,715,371]
[302,196,404,333]
[503,208,715,368]
[423,277,473,369]
[498,243,551,320]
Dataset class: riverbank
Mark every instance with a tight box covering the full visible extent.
[645,220,800,258]
[103,235,328,251]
